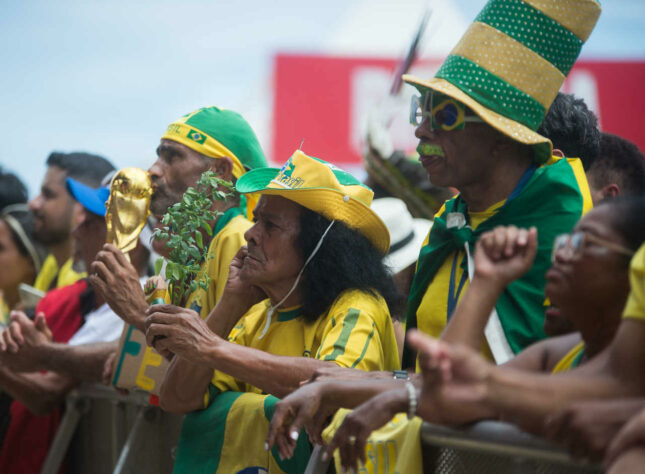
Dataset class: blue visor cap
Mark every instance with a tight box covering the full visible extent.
[65,177,109,217]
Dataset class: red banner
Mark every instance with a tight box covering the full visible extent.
[273,54,645,165]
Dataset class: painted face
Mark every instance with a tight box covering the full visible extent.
[148,139,210,217]
[28,166,75,245]
[545,205,632,328]
[413,94,495,189]
[240,195,304,293]
[0,219,35,295]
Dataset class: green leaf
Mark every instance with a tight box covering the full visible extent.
[155,257,164,276]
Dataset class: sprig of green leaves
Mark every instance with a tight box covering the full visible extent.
[152,170,234,305]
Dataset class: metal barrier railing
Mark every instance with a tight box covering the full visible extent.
[41,385,183,474]
[41,386,603,474]
[420,420,603,473]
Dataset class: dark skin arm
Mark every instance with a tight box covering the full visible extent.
[0,311,116,382]
[267,377,414,453]
[148,307,337,401]
[155,246,267,413]
[545,398,645,462]
[408,330,626,436]
[0,367,76,416]
[441,226,537,351]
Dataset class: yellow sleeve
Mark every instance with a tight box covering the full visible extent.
[315,294,392,372]
[208,215,251,302]
[205,304,263,405]
[623,244,645,320]
[57,258,86,287]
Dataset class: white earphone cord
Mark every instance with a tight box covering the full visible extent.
[258,220,336,339]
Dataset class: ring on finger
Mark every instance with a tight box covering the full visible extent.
[348,435,357,444]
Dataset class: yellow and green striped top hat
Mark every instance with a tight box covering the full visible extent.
[404,0,601,163]
[161,106,268,179]
[236,150,390,255]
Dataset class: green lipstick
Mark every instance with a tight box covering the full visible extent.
[417,142,445,157]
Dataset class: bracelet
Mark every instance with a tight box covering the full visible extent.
[405,381,417,420]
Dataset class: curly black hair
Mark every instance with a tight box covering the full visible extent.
[296,209,404,322]
[538,92,601,170]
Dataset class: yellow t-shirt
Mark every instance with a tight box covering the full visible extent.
[209,289,400,398]
[623,243,645,320]
[185,214,251,319]
[33,255,85,292]
[415,201,505,359]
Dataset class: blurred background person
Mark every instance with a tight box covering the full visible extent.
[0,206,47,324]
[29,151,114,292]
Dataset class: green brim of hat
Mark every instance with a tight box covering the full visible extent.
[404,75,553,163]
[237,168,391,255]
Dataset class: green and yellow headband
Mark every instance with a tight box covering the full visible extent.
[161,106,268,179]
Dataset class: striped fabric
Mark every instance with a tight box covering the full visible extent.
[436,0,600,130]
[173,289,400,472]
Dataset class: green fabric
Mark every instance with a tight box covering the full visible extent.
[475,0,583,74]
[323,308,361,362]
[571,345,586,369]
[212,205,244,237]
[436,55,546,130]
[184,106,268,171]
[174,389,242,473]
[174,390,310,473]
[351,322,376,368]
[276,307,302,322]
[263,395,312,473]
[401,159,586,369]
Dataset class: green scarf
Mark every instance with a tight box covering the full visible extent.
[402,158,588,369]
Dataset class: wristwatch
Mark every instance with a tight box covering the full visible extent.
[392,370,409,380]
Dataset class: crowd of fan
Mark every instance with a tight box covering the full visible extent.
[1,1,645,473]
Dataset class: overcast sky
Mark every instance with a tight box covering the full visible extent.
[1,0,644,196]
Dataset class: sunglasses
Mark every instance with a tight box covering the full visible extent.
[410,93,484,130]
[551,231,635,263]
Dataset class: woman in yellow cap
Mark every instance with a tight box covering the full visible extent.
[144,150,402,473]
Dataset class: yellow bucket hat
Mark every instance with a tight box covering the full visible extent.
[404,0,601,163]
[236,150,390,255]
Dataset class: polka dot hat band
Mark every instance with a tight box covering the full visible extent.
[403,0,601,163]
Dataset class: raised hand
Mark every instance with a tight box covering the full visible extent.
[223,246,266,306]
[407,330,492,404]
[90,243,148,330]
[474,225,538,289]
[0,311,52,372]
